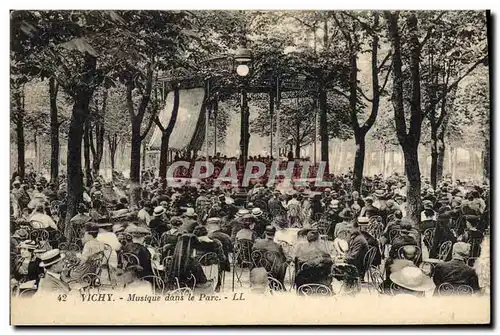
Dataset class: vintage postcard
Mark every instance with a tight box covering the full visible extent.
[9,9,491,325]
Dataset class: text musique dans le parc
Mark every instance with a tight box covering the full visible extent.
[58,292,247,303]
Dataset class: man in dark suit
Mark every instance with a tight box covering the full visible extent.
[253,225,288,286]
[207,217,233,263]
[345,221,369,280]
[433,242,480,294]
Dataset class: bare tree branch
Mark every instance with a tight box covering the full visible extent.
[419,12,446,48]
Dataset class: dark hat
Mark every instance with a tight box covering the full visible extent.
[465,215,480,226]
[264,225,276,235]
[193,225,208,237]
[84,222,99,233]
[339,208,353,220]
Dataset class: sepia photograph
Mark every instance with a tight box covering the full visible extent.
[8,7,491,325]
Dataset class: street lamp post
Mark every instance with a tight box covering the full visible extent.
[234,47,253,170]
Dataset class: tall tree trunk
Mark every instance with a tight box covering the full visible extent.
[382,146,387,178]
[130,119,142,182]
[33,132,40,173]
[157,88,180,178]
[318,87,329,174]
[385,11,423,224]
[430,126,438,190]
[353,135,365,192]
[483,137,490,181]
[107,134,117,173]
[436,136,446,184]
[65,93,92,225]
[83,119,92,187]
[295,140,301,159]
[49,78,60,185]
[13,88,25,180]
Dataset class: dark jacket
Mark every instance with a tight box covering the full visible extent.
[121,242,154,279]
[345,231,369,278]
[179,218,197,234]
[149,217,169,236]
[432,258,480,294]
[429,221,457,260]
[208,230,233,256]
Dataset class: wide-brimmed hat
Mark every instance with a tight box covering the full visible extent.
[124,224,150,236]
[153,206,166,217]
[264,225,276,235]
[358,217,370,224]
[39,249,65,267]
[112,223,125,233]
[17,240,38,250]
[390,266,435,292]
[251,208,263,217]
[84,222,99,233]
[339,208,353,220]
[236,209,250,217]
[333,238,349,253]
[184,207,197,217]
[206,217,222,225]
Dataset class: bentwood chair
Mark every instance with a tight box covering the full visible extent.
[297,284,333,296]
[437,283,474,296]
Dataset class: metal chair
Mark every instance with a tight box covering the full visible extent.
[388,229,402,245]
[197,252,221,291]
[367,223,384,240]
[169,287,193,296]
[297,284,333,296]
[232,239,254,290]
[386,214,395,224]
[59,242,81,252]
[119,252,140,269]
[79,272,101,292]
[30,229,49,243]
[423,228,436,251]
[267,276,285,292]
[366,266,384,294]
[140,275,165,295]
[437,283,474,296]
[389,282,403,295]
[438,241,452,261]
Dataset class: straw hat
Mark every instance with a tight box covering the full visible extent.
[358,217,370,224]
[333,238,349,254]
[153,206,166,217]
[251,208,263,217]
[236,209,250,217]
[39,249,65,267]
[390,266,435,292]
[124,224,151,236]
[17,240,37,250]
[184,207,197,217]
[329,199,340,209]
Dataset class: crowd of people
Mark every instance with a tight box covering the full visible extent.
[10,167,490,298]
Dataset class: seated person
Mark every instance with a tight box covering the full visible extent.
[121,224,154,280]
[429,212,457,261]
[253,226,288,287]
[294,228,333,288]
[35,249,71,296]
[334,209,353,239]
[432,242,480,295]
[13,240,44,284]
[159,217,183,259]
[345,221,369,280]
[235,214,258,242]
